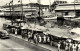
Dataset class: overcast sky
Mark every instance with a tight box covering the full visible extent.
[0,0,74,6]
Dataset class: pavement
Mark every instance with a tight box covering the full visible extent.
[0,18,51,51]
[0,17,66,51]
[10,34,65,51]
[0,38,50,51]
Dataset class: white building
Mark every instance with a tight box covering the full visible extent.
[55,3,80,18]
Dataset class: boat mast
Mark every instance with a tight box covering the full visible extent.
[20,0,23,20]
[46,0,52,30]
[74,0,76,17]
[29,0,33,15]
[11,0,13,25]
[9,3,11,20]
[49,0,52,15]
[37,0,41,17]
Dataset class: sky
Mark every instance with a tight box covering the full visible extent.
[0,0,74,6]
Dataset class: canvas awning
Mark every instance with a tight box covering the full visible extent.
[55,4,80,11]
[45,27,80,40]
[71,17,80,22]
[70,28,80,35]
[44,17,57,20]
[25,14,37,18]
[35,25,47,31]
[28,28,42,32]
[21,27,27,29]
[46,28,71,38]
[63,15,75,18]
[72,37,80,42]
[16,19,24,22]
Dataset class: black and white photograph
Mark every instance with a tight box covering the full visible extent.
[0,0,80,51]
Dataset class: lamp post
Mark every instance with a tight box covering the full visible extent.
[18,0,23,27]
[18,0,23,20]
[20,0,23,20]
[9,3,11,20]
[39,4,40,17]
[74,0,76,17]
[9,0,14,25]
[49,0,52,15]
[37,0,41,17]
[29,0,33,15]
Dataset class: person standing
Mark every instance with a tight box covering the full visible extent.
[68,42,72,51]
[58,42,61,51]
[46,35,50,43]
[76,43,78,51]
[7,29,10,34]
[36,33,39,44]
[34,33,38,44]
[28,32,31,42]
[75,42,78,51]
[77,43,80,51]
[72,43,76,51]
[23,30,26,39]
[34,34,36,43]
[21,30,24,39]
[63,41,66,50]
[15,29,17,36]
[38,35,42,43]
[61,40,64,49]
[43,35,46,43]
[11,28,14,33]
[65,42,69,51]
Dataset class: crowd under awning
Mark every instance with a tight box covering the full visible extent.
[46,28,70,38]
[46,28,80,41]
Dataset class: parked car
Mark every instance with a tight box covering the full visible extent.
[0,30,10,39]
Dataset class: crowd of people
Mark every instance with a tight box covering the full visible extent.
[7,28,80,51]
[14,29,51,44]
[57,40,80,51]
[27,32,50,44]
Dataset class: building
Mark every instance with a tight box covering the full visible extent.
[27,3,49,12]
[55,3,80,18]
[1,3,49,18]
[72,0,80,3]
[50,0,67,13]
[54,0,67,5]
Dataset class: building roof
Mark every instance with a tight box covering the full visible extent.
[44,17,57,20]
[28,3,49,7]
[55,3,80,11]
[47,28,80,39]
[54,0,67,5]
[4,8,37,12]
[2,3,49,8]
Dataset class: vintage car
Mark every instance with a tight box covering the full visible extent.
[3,22,12,30]
[0,30,10,39]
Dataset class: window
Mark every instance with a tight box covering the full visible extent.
[76,11,80,16]
[65,12,68,15]
[62,12,68,16]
